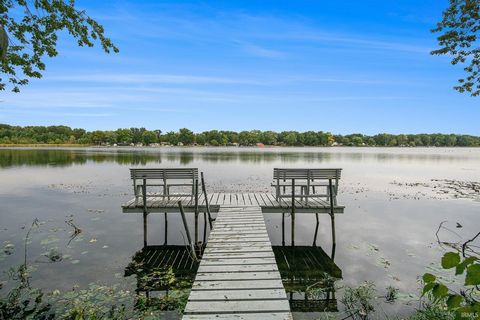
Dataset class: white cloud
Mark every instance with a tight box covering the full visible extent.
[238,42,286,58]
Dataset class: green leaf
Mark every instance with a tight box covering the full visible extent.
[442,252,461,269]
[422,282,436,296]
[432,283,449,301]
[456,257,479,275]
[465,264,480,286]
[446,294,463,309]
[422,273,436,283]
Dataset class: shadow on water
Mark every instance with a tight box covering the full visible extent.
[124,208,343,317]
[124,245,343,315]
[273,245,342,313]
[125,245,201,297]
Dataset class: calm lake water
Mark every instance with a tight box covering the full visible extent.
[1,147,479,318]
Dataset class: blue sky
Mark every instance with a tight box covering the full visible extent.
[1,0,479,134]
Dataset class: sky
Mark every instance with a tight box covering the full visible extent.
[1,0,479,135]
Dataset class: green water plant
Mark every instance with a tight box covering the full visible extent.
[385,285,399,303]
[341,281,376,320]
[421,231,480,320]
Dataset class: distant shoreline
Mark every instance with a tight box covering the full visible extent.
[2,124,479,147]
[1,144,479,148]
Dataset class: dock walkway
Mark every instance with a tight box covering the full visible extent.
[182,205,292,320]
[122,192,344,214]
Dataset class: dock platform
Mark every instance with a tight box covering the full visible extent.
[122,192,344,214]
[182,206,293,320]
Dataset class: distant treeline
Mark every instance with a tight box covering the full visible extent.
[1,124,479,147]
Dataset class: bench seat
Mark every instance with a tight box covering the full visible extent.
[272,168,342,204]
[130,168,199,202]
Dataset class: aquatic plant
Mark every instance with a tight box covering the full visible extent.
[341,281,376,320]
[420,228,480,320]
[0,218,188,319]
[385,285,399,303]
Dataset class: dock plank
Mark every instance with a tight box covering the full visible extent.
[183,313,292,320]
[188,288,286,300]
[182,206,292,319]
[184,300,290,313]
[122,192,345,214]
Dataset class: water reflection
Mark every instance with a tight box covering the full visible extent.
[0,147,476,168]
[272,245,342,313]
[125,245,199,296]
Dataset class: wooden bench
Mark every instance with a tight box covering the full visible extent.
[130,168,198,202]
[273,168,342,247]
[272,168,341,204]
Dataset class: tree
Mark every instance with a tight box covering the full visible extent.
[302,131,318,146]
[282,131,298,146]
[351,136,364,146]
[178,128,194,145]
[162,131,179,145]
[195,133,206,145]
[90,130,105,145]
[142,131,157,145]
[432,0,480,96]
[130,128,145,144]
[238,131,253,145]
[0,0,118,92]
[115,128,133,144]
[261,131,277,145]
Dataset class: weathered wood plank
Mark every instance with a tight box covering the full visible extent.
[183,313,292,320]
[208,237,271,243]
[204,246,272,253]
[184,300,290,313]
[200,257,277,265]
[197,264,279,273]
[202,252,275,259]
[195,271,280,281]
[192,279,285,290]
[188,288,287,300]
[206,241,272,248]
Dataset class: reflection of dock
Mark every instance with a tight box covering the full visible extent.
[273,246,342,280]
[126,245,199,278]
[122,192,344,214]
[125,245,200,293]
[273,246,342,313]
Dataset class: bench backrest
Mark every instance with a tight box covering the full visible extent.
[130,168,198,180]
[273,168,341,180]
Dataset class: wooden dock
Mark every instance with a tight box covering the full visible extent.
[122,192,344,214]
[182,206,293,320]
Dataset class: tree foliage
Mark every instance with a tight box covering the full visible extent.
[0,0,118,92]
[2,124,480,147]
[432,0,480,96]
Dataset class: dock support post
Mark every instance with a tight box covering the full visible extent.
[328,178,336,258]
[143,213,147,248]
[203,212,207,244]
[281,212,285,246]
[313,213,319,246]
[201,172,213,228]
[291,179,295,247]
[164,212,168,245]
[194,179,199,244]
[142,178,148,248]
[178,201,197,260]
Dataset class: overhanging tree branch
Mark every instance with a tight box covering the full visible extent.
[0,0,118,92]
[432,0,480,97]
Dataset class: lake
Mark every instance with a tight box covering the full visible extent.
[1,147,479,318]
